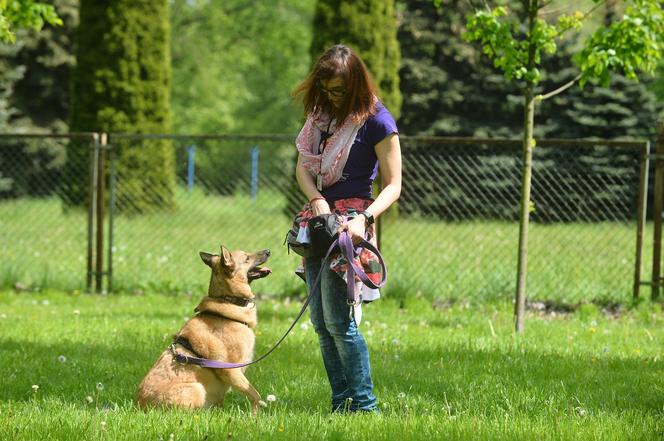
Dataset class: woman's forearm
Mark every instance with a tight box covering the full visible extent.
[366,182,400,218]
[296,156,322,201]
[366,133,402,219]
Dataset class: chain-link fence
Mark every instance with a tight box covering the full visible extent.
[0,133,651,304]
[0,133,98,292]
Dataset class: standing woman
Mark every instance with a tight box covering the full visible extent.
[292,44,401,413]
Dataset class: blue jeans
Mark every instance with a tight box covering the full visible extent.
[305,257,377,412]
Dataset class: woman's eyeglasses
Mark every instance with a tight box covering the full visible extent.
[318,82,346,98]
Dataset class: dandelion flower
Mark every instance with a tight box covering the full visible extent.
[398,392,406,400]
[299,323,309,331]
[73,309,80,316]
[278,426,285,432]
[42,300,50,306]
[391,339,400,346]
[100,421,106,430]
[169,433,174,441]
[85,396,94,404]
[96,382,105,391]
[32,384,39,392]
[58,355,67,363]
[0,313,6,319]
[266,394,276,402]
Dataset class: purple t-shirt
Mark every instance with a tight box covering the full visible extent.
[322,102,398,202]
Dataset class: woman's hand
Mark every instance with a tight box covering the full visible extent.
[310,199,331,216]
[341,215,367,245]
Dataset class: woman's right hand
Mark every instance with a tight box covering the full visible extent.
[310,199,331,216]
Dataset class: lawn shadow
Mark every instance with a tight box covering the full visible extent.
[0,337,163,404]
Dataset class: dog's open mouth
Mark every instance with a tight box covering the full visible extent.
[248,266,271,281]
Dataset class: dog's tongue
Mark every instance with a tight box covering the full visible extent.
[249,266,271,280]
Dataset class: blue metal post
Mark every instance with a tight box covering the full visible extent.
[251,146,259,201]
[187,145,196,191]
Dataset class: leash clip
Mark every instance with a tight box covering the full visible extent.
[170,343,188,365]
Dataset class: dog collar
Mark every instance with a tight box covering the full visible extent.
[207,295,255,308]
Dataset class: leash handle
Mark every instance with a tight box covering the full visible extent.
[338,231,387,304]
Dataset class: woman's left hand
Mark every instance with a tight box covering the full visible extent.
[340,215,367,245]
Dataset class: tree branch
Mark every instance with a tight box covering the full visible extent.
[536,73,582,101]
[554,0,608,40]
[538,0,555,11]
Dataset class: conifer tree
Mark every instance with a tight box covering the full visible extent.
[311,0,402,118]
[67,0,174,213]
[0,0,76,199]
[398,0,521,137]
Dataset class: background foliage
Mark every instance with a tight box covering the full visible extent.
[169,0,314,136]
[0,1,662,219]
[0,0,661,139]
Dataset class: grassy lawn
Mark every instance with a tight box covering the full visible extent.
[0,289,662,440]
[0,190,649,304]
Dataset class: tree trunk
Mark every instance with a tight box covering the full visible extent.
[515,90,535,333]
[514,0,539,333]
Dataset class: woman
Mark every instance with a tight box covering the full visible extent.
[292,44,402,413]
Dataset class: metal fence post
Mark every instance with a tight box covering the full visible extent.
[633,141,649,299]
[187,145,196,191]
[107,138,116,293]
[95,133,107,293]
[87,134,100,293]
[251,146,259,201]
[652,124,664,300]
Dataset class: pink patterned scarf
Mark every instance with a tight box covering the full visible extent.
[295,112,366,189]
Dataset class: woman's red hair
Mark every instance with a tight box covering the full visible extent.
[292,44,379,124]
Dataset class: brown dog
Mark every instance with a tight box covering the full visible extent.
[135,245,271,413]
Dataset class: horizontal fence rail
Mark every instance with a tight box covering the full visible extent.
[0,133,651,305]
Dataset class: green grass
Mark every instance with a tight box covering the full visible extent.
[0,290,662,440]
[0,189,652,304]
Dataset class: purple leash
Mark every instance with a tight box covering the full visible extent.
[172,230,387,369]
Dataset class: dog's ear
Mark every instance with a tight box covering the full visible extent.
[220,245,234,269]
[199,251,219,267]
